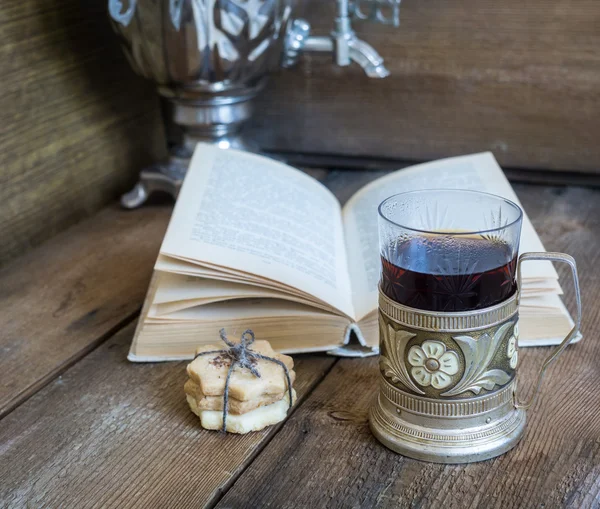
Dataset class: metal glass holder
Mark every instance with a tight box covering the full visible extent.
[369,252,582,463]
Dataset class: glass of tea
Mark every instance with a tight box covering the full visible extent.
[378,189,522,312]
[371,188,582,463]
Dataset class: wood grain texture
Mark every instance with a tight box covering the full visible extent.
[0,165,326,420]
[1,172,599,508]
[0,0,165,266]
[250,0,600,174]
[216,184,600,509]
[0,322,335,509]
[0,204,171,418]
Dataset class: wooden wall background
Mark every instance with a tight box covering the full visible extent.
[0,0,165,267]
[1,0,599,267]
[251,0,600,173]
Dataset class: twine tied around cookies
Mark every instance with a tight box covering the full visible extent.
[194,328,293,432]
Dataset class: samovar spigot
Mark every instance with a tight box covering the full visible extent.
[302,35,390,79]
[284,0,401,78]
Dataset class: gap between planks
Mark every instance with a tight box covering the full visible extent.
[0,313,139,419]
[203,357,340,509]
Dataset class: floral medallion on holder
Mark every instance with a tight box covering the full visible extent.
[407,341,460,390]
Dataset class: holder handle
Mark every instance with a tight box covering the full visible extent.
[514,252,582,410]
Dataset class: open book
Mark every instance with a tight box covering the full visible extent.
[129,145,579,361]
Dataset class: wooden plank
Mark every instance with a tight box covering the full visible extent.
[0,0,165,266]
[0,204,171,418]
[0,322,336,509]
[216,184,600,508]
[251,0,600,174]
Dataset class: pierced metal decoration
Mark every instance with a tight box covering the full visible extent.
[352,0,403,27]
[109,0,137,27]
[193,328,293,433]
[109,0,185,30]
[170,0,184,30]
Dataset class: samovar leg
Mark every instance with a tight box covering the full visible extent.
[121,154,188,209]
[121,96,259,209]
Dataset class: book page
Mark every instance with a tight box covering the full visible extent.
[153,272,298,304]
[160,144,355,318]
[150,272,341,316]
[155,254,326,301]
[342,152,558,320]
[148,298,343,322]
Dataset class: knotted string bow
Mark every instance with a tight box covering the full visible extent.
[194,329,293,432]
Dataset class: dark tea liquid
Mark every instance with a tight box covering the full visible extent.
[381,236,517,312]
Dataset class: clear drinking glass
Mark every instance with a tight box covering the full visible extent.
[378,189,523,312]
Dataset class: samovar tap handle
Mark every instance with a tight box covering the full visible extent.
[282,0,391,78]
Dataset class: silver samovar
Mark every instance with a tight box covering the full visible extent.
[108,0,402,207]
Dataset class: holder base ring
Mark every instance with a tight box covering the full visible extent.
[369,394,526,464]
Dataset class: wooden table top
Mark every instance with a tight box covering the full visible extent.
[1,170,599,509]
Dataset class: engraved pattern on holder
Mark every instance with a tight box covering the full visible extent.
[442,321,514,397]
[378,298,517,399]
[371,288,527,462]
[379,287,518,332]
[381,378,515,417]
[379,321,425,395]
[371,399,523,444]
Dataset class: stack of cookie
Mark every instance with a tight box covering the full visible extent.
[185,339,296,434]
